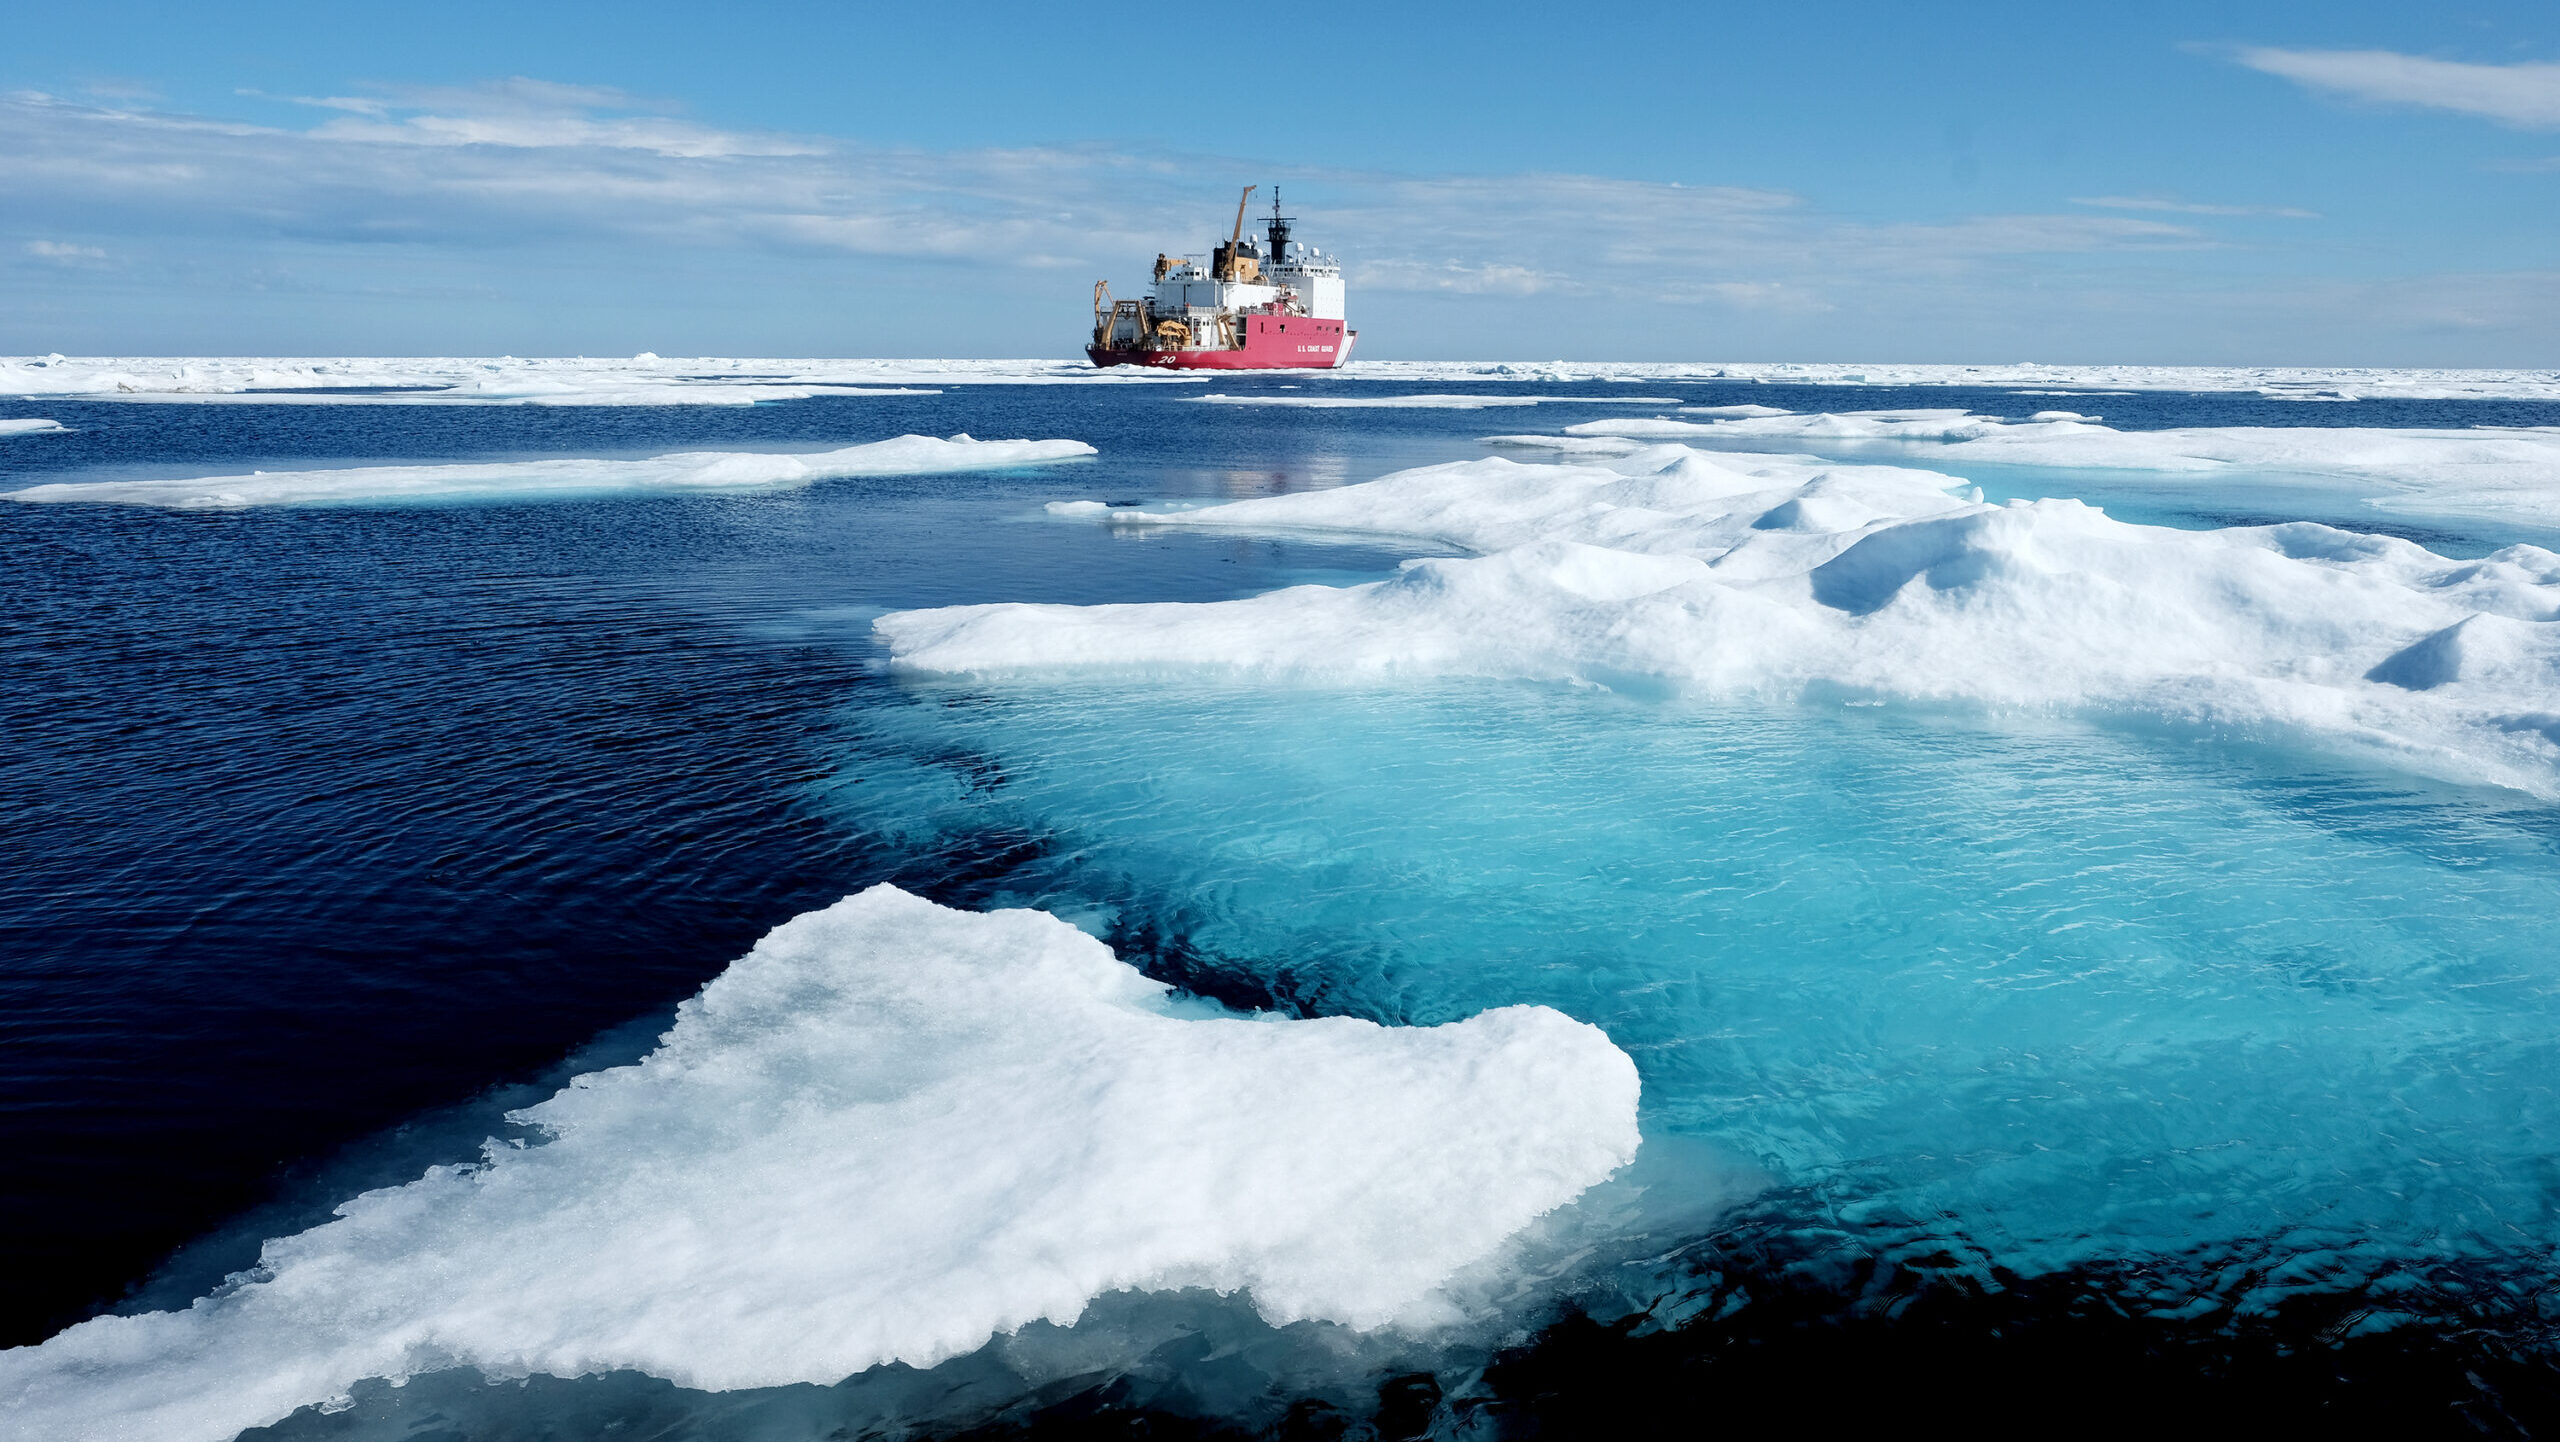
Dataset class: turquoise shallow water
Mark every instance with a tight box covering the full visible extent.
[834,680,2560,1329]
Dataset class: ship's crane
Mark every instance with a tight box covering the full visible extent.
[1230,185,1257,245]
[1214,185,1260,282]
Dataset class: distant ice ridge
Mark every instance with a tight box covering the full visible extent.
[0,355,1208,403]
[1523,410,2560,526]
[1343,360,2560,402]
[889,447,2560,795]
[1,434,1097,508]
[11,355,2558,402]
[0,886,1638,1442]
[0,354,952,406]
[0,417,67,436]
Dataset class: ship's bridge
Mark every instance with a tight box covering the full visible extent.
[1263,241,1345,320]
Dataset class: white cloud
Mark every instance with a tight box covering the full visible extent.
[0,91,2235,309]
[24,240,107,262]
[1668,280,1834,313]
[2343,268,2560,332]
[1858,212,2208,257]
[78,77,163,103]
[2073,195,2319,218]
[0,91,1167,264]
[1321,174,2210,315]
[268,77,824,158]
[6,80,2539,359]
[263,93,392,117]
[312,109,823,160]
[2232,47,2560,129]
[1354,259,1572,296]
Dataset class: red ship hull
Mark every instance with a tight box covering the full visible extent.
[1088,315,1355,370]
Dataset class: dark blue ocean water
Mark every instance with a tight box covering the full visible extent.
[5,377,2559,1438]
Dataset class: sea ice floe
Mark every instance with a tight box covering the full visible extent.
[891,446,2560,794]
[0,357,940,406]
[1676,404,1794,418]
[0,417,67,436]
[0,886,1638,1442]
[1344,360,2560,401]
[1,434,1097,508]
[1493,410,2560,527]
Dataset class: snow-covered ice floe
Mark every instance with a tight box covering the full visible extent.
[2,434,1096,509]
[0,355,1210,403]
[1493,410,2560,528]
[890,446,2560,795]
[1190,393,1684,409]
[0,355,947,406]
[1342,360,2560,401]
[0,886,1637,1442]
[0,417,68,436]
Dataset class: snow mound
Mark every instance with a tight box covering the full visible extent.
[2,435,1096,508]
[0,886,1639,1442]
[0,417,68,436]
[882,448,2560,794]
[1553,411,2560,525]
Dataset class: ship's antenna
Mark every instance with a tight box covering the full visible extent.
[1265,185,1293,261]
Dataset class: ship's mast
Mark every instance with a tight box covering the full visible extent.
[1265,186,1293,262]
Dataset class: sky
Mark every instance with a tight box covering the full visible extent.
[3,0,2555,363]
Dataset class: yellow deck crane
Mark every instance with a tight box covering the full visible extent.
[1213,185,1260,283]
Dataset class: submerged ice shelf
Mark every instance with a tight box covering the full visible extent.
[1,434,1097,508]
[0,887,1638,1442]
[886,444,2560,796]
[823,679,2560,1351]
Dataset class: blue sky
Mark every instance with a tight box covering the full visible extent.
[4,1,2554,362]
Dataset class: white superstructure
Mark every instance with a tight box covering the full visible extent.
[1263,243,1347,320]
[1150,241,1343,321]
